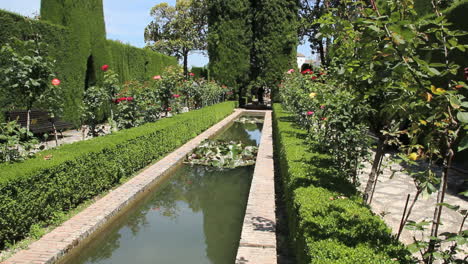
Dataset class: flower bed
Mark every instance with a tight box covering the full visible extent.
[0,101,236,249]
[272,104,410,264]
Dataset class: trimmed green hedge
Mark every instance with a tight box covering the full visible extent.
[190,66,210,80]
[0,3,177,123]
[272,104,410,264]
[0,101,236,249]
[108,40,177,83]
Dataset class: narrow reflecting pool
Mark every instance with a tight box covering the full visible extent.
[65,118,263,264]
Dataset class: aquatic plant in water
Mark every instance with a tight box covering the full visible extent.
[234,116,264,124]
[185,139,258,168]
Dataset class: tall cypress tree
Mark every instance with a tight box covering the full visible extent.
[208,0,298,103]
[207,0,252,102]
[251,0,298,101]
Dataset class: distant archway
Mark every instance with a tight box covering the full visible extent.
[84,55,96,90]
[301,63,312,73]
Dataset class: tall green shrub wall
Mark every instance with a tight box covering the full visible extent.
[0,0,177,123]
[107,40,177,83]
[0,10,77,122]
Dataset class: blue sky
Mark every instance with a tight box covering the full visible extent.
[0,0,313,67]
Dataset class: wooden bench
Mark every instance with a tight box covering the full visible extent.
[5,110,73,134]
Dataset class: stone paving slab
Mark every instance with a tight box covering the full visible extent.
[2,109,244,264]
[236,111,277,264]
[358,153,467,260]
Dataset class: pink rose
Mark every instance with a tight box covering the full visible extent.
[51,78,61,86]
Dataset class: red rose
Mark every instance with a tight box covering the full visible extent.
[167,107,172,111]
[172,94,180,98]
[189,72,195,77]
[101,64,109,72]
[51,78,61,86]
[306,111,314,116]
[311,76,318,80]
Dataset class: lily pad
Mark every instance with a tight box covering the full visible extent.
[235,116,264,124]
[185,139,258,169]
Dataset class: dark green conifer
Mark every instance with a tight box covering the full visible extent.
[207,0,253,103]
[250,0,299,101]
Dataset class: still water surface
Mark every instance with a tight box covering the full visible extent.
[66,121,263,264]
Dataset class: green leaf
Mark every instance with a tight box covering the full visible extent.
[458,136,468,152]
[457,112,468,123]
[429,63,446,67]
[368,25,381,32]
[407,243,421,253]
[437,203,460,211]
[450,96,462,109]
[428,67,441,75]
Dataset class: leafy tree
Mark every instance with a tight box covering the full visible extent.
[298,0,347,66]
[250,0,299,102]
[207,0,253,104]
[38,78,65,146]
[144,0,207,76]
[0,38,57,134]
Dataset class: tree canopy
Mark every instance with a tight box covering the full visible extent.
[145,0,207,76]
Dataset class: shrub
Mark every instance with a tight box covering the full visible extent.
[272,104,410,263]
[0,120,38,163]
[0,101,236,249]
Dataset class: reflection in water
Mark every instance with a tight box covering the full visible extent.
[215,122,263,146]
[67,119,262,264]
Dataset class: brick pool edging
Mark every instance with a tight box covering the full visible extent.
[236,111,277,264]
[2,109,245,264]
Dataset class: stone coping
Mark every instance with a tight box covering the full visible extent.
[3,109,250,264]
[236,111,277,264]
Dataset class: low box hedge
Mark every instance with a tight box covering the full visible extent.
[0,101,236,249]
[272,104,410,264]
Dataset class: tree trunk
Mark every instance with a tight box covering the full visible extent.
[364,140,385,203]
[426,144,454,263]
[397,189,422,240]
[183,49,189,77]
[52,121,59,146]
[318,40,326,66]
[26,109,31,135]
[368,151,384,204]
